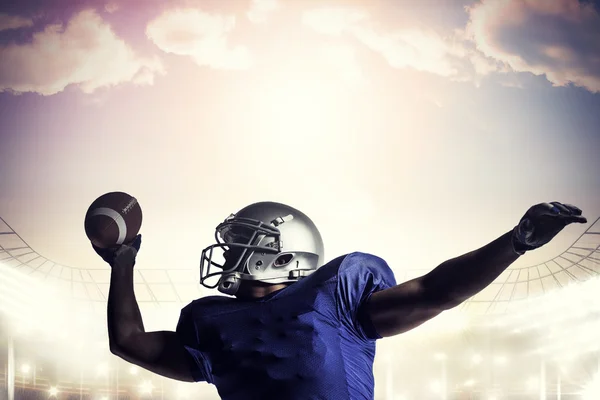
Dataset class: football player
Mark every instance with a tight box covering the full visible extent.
[95,201,586,399]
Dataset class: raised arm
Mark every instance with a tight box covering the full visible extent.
[95,236,196,382]
[364,202,587,337]
[107,259,195,382]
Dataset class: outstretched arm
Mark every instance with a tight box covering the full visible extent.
[364,230,517,336]
[365,202,587,337]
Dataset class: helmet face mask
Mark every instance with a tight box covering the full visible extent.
[200,202,324,295]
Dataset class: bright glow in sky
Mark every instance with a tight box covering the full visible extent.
[0,0,598,288]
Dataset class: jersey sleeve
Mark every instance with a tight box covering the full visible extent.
[175,303,213,383]
[336,252,397,341]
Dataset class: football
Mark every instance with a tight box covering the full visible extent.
[84,192,143,249]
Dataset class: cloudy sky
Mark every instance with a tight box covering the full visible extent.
[0,0,599,279]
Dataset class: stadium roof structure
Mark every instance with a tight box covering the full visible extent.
[1,216,599,316]
[463,216,600,314]
[0,217,206,319]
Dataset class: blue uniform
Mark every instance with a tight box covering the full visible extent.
[176,252,396,400]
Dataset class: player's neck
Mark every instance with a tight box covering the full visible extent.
[237,283,289,299]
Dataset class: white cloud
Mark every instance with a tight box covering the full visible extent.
[464,0,600,93]
[303,2,600,93]
[0,13,34,32]
[302,7,466,78]
[319,43,363,83]
[146,9,252,70]
[0,10,164,96]
[468,50,500,76]
[301,7,367,36]
[355,27,464,77]
[247,0,279,24]
[498,76,524,89]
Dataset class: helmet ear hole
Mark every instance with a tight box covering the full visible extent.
[273,253,294,267]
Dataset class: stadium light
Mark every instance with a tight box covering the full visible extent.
[493,355,507,366]
[139,380,154,395]
[430,380,441,394]
[526,376,538,391]
[21,364,30,374]
[97,363,108,376]
[49,387,58,397]
[582,373,600,400]
[559,365,568,374]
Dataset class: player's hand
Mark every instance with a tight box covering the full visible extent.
[511,202,586,255]
[92,234,142,267]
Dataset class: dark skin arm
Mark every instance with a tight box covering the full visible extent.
[365,202,587,337]
[365,231,519,337]
[108,260,195,382]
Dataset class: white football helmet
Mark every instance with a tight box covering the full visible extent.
[200,201,325,295]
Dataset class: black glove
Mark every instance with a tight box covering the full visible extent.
[511,202,586,255]
[92,234,142,267]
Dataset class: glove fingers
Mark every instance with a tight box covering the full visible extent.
[91,243,119,263]
[549,202,586,224]
[563,215,587,224]
[534,202,563,217]
[549,202,572,215]
[115,243,137,256]
[122,234,141,249]
[562,203,583,216]
[114,243,138,266]
[131,234,142,251]
[516,202,587,255]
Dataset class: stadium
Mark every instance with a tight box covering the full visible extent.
[1,215,599,400]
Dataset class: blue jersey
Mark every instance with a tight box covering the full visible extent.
[176,252,396,400]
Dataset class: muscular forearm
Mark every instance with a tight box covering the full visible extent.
[422,230,519,308]
[107,263,145,347]
[106,262,195,382]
